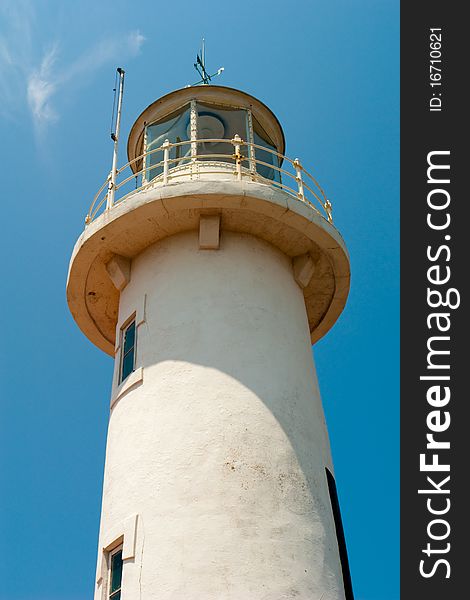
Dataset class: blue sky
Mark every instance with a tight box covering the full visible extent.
[0,1,399,598]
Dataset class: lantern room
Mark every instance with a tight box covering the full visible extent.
[126,85,286,185]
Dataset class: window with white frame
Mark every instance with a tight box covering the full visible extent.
[108,546,123,600]
[120,319,136,384]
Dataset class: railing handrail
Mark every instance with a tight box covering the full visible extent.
[85,137,333,225]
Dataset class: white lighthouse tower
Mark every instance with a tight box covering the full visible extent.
[67,74,352,599]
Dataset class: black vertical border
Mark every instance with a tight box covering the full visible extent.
[401,4,468,599]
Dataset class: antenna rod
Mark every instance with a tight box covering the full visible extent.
[188,39,224,87]
[107,67,125,210]
[202,38,206,80]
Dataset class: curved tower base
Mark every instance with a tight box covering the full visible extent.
[94,231,345,600]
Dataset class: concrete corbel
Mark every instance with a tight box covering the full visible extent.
[199,214,221,250]
[106,255,131,291]
[292,253,316,288]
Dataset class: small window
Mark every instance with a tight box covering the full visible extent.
[120,320,136,383]
[108,546,123,600]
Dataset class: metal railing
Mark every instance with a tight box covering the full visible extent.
[85,136,333,225]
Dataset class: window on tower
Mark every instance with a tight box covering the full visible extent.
[108,546,123,600]
[120,319,136,384]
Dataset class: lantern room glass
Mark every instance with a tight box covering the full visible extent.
[195,102,249,169]
[145,104,191,180]
[144,101,281,182]
[252,114,281,183]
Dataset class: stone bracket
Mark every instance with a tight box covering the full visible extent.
[106,255,131,290]
[199,214,220,250]
[292,253,316,289]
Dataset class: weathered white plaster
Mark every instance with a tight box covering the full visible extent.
[95,230,346,599]
[110,366,143,408]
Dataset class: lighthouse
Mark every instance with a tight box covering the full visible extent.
[67,74,352,599]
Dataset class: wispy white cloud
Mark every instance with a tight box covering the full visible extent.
[0,1,145,132]
[61,30,145,82]
[128,30,146,56]
[24,31,145,129]
[0,0,34,119]
[27,45,60,126]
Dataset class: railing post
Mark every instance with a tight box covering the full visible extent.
[294,158,304,201]
[163,139,170,185]
[325,199,333,223]
[232,134,242,181]
[142,125,148,185]
[190,100,198,161]
[246,110,257,180]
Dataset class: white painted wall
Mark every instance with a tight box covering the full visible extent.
[95,230,346,600]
